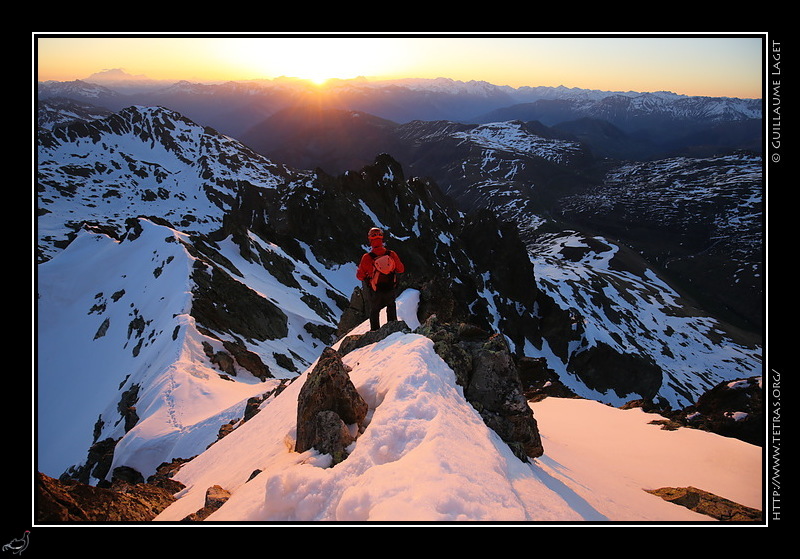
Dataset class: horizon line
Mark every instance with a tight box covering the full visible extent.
[37,70,764,101]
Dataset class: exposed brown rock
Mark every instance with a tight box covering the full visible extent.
[36,472,179,522]
[182,485,231,521]
[646,486,762,521]
[295,347,368,465]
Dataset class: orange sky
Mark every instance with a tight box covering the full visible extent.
[34,34,765,99]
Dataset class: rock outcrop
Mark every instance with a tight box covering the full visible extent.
[646,486,762,521]
[181,485,231,521]
[416,315,544,461]
[338,320,411,356]
[295,347,368,465]
[297,316,545,467]
[36,471,180,522]
[629,375,764,446]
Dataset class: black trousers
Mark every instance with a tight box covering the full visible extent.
[366,286,397,331]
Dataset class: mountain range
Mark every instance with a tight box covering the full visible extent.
[33,73,764,525]
[37,74,764,330]
[38,72,762,159]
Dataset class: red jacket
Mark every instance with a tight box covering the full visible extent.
[356,244,405,282]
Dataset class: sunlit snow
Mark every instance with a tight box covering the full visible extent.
[37,225,761,522]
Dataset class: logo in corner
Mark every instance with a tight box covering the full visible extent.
[2,531,29,555]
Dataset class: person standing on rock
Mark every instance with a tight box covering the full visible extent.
[356,227,405,331]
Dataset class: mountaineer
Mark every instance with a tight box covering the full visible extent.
[356,227,405,331]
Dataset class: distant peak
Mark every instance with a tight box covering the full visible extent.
[85,68,149,81]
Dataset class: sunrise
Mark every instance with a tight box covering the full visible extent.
[35,30,769,531]
[35,33,765,98]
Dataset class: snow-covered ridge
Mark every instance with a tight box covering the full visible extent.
[529,231,761,407]
[36,105,293,262]
[359,77,518,97]
[38,236,764,522]
[587,153,763,237]
[35,100,764,523]
[601,91,762,120]
[37,215,353,482]
[558,152,763,290]
[126,74,758,101]
[38,79,120,99]
[516,84,686,101]
[452,121,583,164]
[149,290,761,522]
[38,74,762,108]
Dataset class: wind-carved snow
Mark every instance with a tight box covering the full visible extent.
[152,290,762,522]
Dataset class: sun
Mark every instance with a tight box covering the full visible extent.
[218,37,406,84]
[307,75,330,86]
